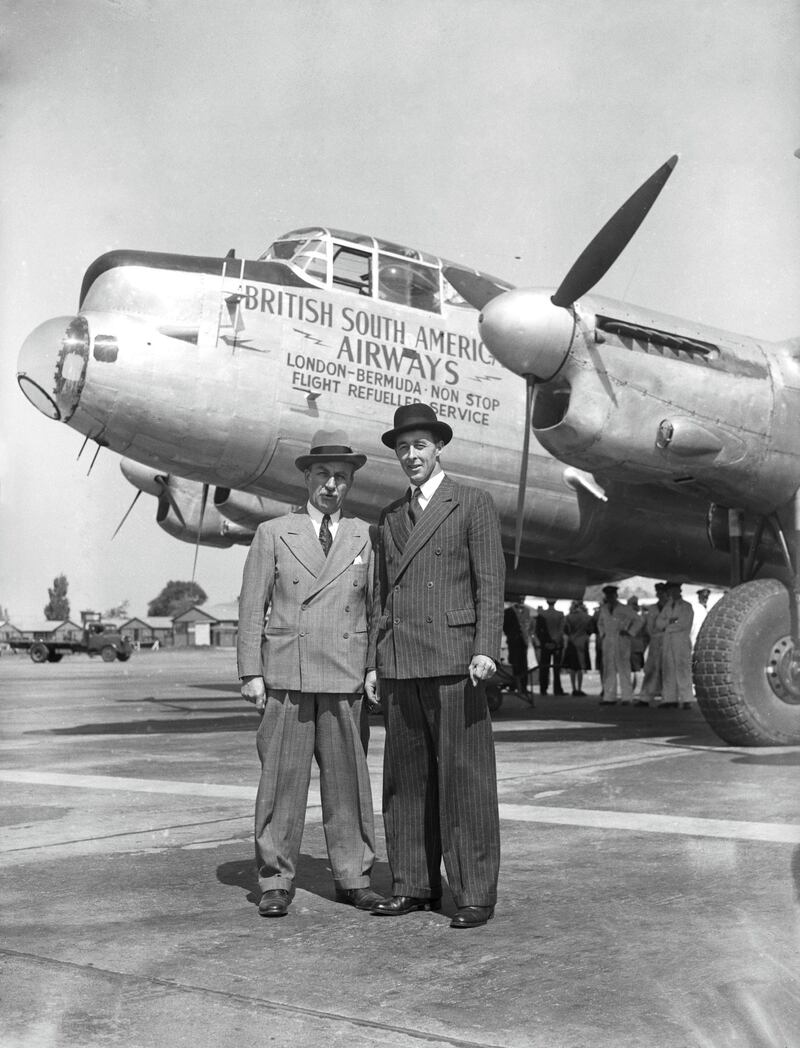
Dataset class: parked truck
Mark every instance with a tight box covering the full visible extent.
[11,621,133,663]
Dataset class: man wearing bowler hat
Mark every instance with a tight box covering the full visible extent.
[238,431,381,917]
[365,403,505,929]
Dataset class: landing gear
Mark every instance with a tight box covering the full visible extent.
[693,579,800,746]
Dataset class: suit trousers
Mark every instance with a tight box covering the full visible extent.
[254,689,376,892]
[381,675,500,908]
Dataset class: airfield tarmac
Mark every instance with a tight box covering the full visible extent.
[1,650,798,1048]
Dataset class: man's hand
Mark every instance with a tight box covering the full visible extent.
[469,655,496,686]
[241,675,267,713]
[364,670,380,706]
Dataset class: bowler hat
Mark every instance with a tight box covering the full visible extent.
[295,429,367,471]
[601,585,619,595]
[381,402,453,449]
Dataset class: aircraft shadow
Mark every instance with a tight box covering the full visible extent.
[26,713,260,737]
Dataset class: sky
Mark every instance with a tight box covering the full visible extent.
[1,0,799,621]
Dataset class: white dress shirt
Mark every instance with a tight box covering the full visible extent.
[409,469,446,512]
[306,502,341,540]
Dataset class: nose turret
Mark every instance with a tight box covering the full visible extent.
[17,315,89,422]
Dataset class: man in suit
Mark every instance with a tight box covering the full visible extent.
[238,432,381,918]
[365,403,505,929]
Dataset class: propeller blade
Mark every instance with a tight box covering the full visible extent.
[111,488,143,539]
[87,443,103,476]
[513,378,535,568]
[551,154,678,309]
[442,266,512,311]
[192,483,209,583]
[156,477,186,528]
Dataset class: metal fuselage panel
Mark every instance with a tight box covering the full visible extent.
[43,254,753,586]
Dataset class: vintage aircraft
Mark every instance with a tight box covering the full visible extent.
[16,157,800,747]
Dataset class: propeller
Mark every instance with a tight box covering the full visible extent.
[112,488,143,539]
[551,154,678,308]
[192,483,209,582]
[447,156,679,566]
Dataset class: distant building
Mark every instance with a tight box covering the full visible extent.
[204,602,240,647]
[0,621,22,647]
[171,603,239,647]
[172,606,218,647]
[14,619,82,642]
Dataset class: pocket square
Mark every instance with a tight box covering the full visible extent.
[353,555,364,564]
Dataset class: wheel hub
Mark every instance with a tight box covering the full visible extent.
[765,636,800,705]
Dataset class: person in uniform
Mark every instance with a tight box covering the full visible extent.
[690,587,712,647]
[596,585,642,705]
[657,581,694,709]
[640,582,668,707]
[365,403,505,929]
[237,432,381,918]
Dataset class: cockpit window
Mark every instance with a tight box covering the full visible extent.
[378,255,440,311]
[332,245,372,295]
[261,229,443,312]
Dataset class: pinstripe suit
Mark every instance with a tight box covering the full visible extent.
[237,509,376,893]
[368,476,505,907]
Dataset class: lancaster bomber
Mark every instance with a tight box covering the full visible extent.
[17,157,800,747]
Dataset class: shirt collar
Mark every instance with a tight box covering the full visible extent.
[306,501,342,525]
[410,469,446,500]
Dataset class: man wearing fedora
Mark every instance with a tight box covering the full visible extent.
[365,403,505,929]
[237,432,381,917]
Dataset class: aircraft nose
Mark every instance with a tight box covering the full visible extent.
[17,315,90,422]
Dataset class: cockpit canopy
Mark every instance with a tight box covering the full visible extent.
[260,227,472,313]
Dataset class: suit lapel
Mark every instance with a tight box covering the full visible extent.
[280,510,326,576]
[395,476,458,577]
[387,494,412,553]
[307,517,367,598]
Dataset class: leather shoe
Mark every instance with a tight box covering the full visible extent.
[258,888,292,917]
[337,887,384,910]
[370,895,441,916]
[450,905,494,929]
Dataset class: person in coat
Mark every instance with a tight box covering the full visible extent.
[237,433,381,918]
[365,403,505,929]
[640,582,667,707]
[596,585,643,704]
[656,581,695,708]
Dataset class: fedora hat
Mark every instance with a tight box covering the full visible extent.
[381,402,453,449]
[601,584,619,595]
[294,429,367,471]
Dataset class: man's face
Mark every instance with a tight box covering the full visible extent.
[304,461,354,515]
[394,428,443,486]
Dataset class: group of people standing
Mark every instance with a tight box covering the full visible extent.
[238,403,503,929]
[502,582,707,708]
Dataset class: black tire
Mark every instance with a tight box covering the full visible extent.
[101,645,117,663]
[117,653,131,662]
[693,579,800,746]
[47,653,63,663]
[486,685,503,713]
[30,643,49,664]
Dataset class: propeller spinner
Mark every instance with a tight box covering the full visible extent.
[444,155,679,565]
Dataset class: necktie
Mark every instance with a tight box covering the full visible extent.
[319,514,332,556]
[408,487,422,526]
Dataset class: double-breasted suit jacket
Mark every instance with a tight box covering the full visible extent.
[368,476,505,679]
[237,509,374,693]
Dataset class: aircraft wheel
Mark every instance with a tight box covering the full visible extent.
[693,579,800,746]
[30,643,49,664]
[101,645,117,663]
[486,685,503,713]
